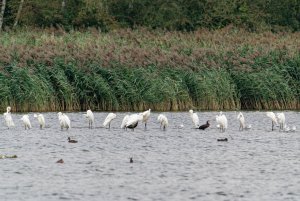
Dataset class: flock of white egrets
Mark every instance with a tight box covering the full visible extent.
[2,106,297,132]
[188,109,296,132]
[3,107,153,131]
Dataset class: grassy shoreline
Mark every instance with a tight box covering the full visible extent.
[0,27,299,112]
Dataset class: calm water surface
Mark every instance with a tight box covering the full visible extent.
[0,111,299,201]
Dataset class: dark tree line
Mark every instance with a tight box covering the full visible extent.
[0,0,300,31]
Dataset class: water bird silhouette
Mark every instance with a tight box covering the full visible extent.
[198,120,210,130]
[68,137,78,143]
[217,138,228,142]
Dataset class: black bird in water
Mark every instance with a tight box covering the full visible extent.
[126,122,138,131]
[130,157,133,163]
[68,137,78,143]
[198,120,210,130]
[217,138,228,142]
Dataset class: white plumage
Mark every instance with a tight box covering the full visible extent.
[121,115,130,129]
[216,111,227,132]
[157,114,168,130]
[21,115,31,130]
[189,110,199,128]
[34,113,45,129]
[266,112,278,131]
[4,106,14,129]
[58,112,71,130]
[237,112,245,131]
[103,113,116,129]
[141,109,151,129]
[277,112,285,131]
[125,113,143,130]
[83,109,94,128]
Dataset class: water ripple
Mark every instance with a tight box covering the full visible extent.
[0,111,299,201]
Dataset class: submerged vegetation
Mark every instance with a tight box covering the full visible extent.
[0,27,299,112]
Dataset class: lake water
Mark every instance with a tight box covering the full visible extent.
[0,111,299,201]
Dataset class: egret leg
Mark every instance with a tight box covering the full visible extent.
[272,121,274,131]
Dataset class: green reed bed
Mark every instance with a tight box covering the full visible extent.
[0,28,299,112]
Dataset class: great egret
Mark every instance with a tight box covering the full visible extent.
[6,106,11,113]
[83,109,94,129]
[277,113,285,131]
[103,113,116,129]
[237,112,245,131]
[266,112,278,131]
[125,113,143,131]
[121,115,130,129]
[34,113,45,129]
[58,112,71,130]
[216,111,227,132]
[141,109,151,129]
[198,120,210,130]
[21,115,31,130]
[3,106,14,129]
[157,114,168,130]
[189,110,199,128]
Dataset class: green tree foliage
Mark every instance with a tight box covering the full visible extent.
[1,0,300,31]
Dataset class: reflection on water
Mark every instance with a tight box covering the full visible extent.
[0,111,299,201]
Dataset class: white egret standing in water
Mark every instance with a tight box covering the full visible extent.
[157,114,168,130]
[237,112,245,131]
[189,110,199,128]
[103,113,116,129]
[141,109,151,129]
[34,113,45,129]
[4,106,15,129]
[125,113,143,131]
[58,112,71,130]
[266,112,278,131]
[277,113,285,131]
[216,111,227,132]
[83,109,94,129]
[121,115,130,129]
[21,115,31,130]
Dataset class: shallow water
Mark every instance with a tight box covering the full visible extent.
[0,111,299,201]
